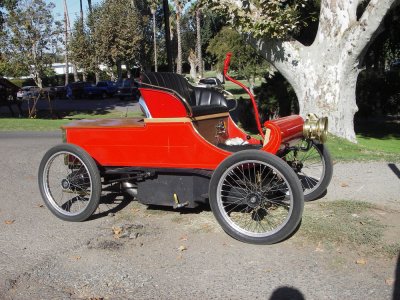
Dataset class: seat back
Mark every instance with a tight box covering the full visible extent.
[141,72,229,117]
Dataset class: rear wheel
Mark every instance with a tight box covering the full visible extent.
[38,144,102,222]
[282,141,333,201]
[209,150,304,244]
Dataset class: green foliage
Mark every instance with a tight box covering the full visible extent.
[94,0,145,68]
[1,0,61,87]
[202,0,309,38]
[69,19,94,74]
[207,27,270,80]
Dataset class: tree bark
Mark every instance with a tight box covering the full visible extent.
[152,10,158,72]
[175,10,182,74]
[247,0,399,142]
[196,8,203,78]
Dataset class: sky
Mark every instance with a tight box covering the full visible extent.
[46,0,101,22]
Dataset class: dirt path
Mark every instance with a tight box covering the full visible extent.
[0,132,399,299]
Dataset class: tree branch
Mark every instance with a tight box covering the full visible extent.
[246,35,304,84]
[349,0,399,59]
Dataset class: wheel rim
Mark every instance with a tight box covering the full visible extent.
[216,160,294,238]
[42,151,93,216]
[285,143,325,195]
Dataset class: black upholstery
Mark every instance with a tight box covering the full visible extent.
[141,72,229,117]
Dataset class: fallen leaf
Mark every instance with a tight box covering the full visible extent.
[70,255,81,261]
[356,258,367,265]
[112,226,123,236]
[179,235,188,241]
[4,220,15,225]
[385,278,394,286]
[178,245,187,252]
[315,241,324,252]
[340,183,349,187]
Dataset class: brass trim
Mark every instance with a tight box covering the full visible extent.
[303,113,328,143]
[144,117,191,123]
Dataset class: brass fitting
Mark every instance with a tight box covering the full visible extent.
[303,113,328,143]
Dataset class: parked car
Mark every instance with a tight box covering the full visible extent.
[84,80,118,99]
[117,78,140,101]
[66,82,92,100]
[54,86,67,99]
[197,77,224,92]
[16,86,40,101]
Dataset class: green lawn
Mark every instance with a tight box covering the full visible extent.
[0,110,144,132]
[326,134,400,162]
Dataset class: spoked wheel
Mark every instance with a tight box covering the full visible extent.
[38,144,102,222]
[282,141,333,201]
[209,150,304,245]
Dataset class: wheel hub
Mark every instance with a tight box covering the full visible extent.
[246,193,261,208]
[61,179,70,189]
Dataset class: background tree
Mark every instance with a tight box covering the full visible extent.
[2,0,61,88]
[207,27,269,92]
[206,0,400,142]
[69,18,93,80]
[173,0,186,74]
[149,0,160,72]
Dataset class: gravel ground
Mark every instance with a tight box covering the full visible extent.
[0,131,399,299]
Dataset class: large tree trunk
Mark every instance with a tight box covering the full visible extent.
[249,0,398,142]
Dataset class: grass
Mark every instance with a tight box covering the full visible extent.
[0,110,144,131]
[299,200,400,258]
[326,133,400,162]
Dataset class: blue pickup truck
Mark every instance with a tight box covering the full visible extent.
[84,81,118,99]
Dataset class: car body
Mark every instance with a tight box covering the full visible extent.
[16,86,40,101]
[197,77,224,92]
[117,78,140,101]
[84,81,118,98]
[38,71,331,245]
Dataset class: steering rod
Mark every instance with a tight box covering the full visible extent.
[223,52,265,138]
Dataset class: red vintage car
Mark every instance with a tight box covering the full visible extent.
[38,54,332,244]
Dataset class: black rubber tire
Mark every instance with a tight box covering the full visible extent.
[283,142,333,201]
[209,150,304,245]
[38,144,102,222]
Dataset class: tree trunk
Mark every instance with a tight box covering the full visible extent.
[152,11,158,72]
[196,8,203,78]
[189,50,197,79]
[63,0,69,85]
[248,0,398,142]
[163,0,173,72]
[176,13,182,74]
[73,65,79,82]
[116,61,122,81]
[87,0,92,13]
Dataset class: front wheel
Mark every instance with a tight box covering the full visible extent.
[38,144,102,222]
[209,150,304,245]
[282,141,333,201]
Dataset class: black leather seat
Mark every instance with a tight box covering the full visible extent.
[141,72,229,117]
